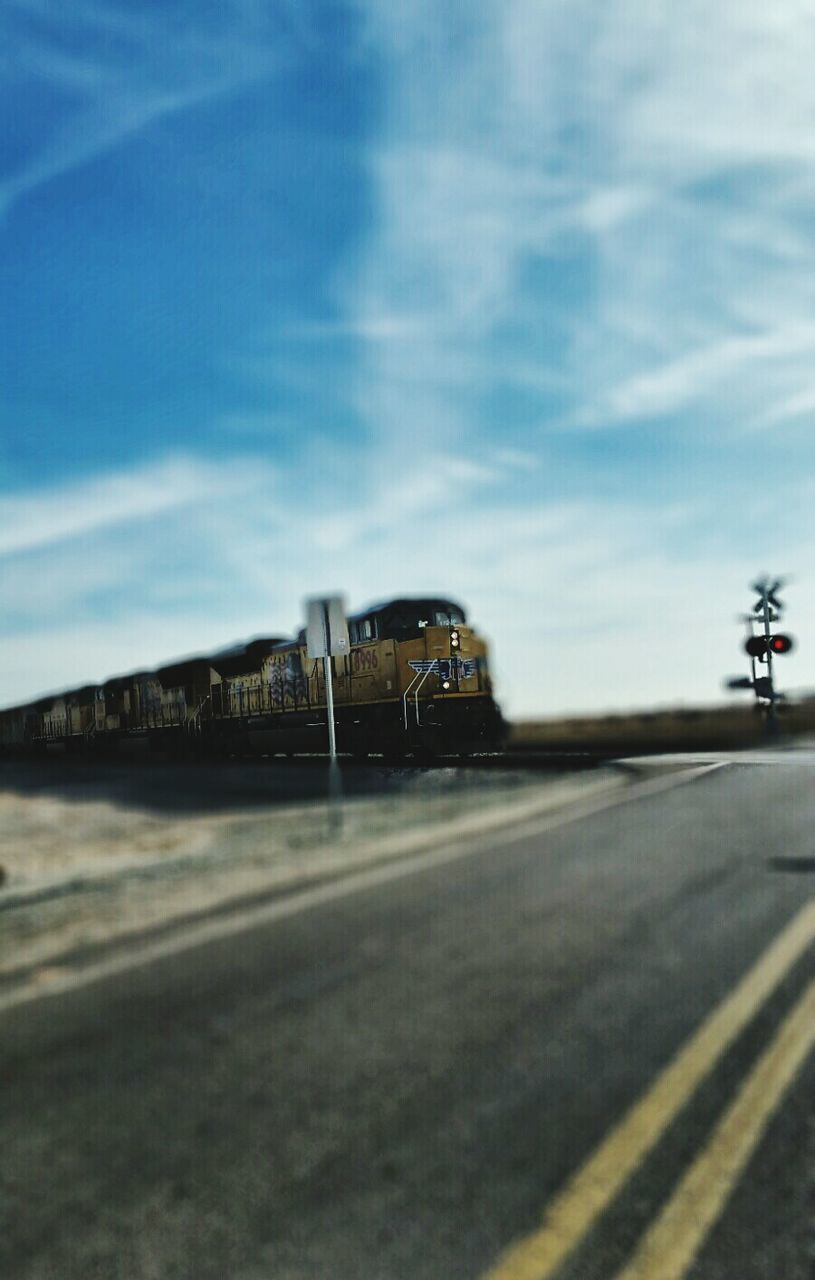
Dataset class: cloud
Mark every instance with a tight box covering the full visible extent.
[762,386,815,428]
[575,323,815,428]
[0,85,228,223]
[0,0,284,224]
[0,454,272,557]
[343,0,815,451]
[612,4,815,172]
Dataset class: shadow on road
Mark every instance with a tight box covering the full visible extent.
[0,754,590,817]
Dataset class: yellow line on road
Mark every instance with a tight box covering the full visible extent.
[614,977,815,1280]
[481,898,815,1280]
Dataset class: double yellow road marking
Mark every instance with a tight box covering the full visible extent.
[615,976,815,1280]
[483,898,815,1280]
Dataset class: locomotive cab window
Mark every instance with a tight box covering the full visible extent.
[350,617,377,643]
[433,607,464,626]
[370,601,467,642]
[379,610,424,641]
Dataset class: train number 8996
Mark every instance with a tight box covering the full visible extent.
[352,648,379,672]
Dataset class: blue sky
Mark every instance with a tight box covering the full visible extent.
[1,0,813,717]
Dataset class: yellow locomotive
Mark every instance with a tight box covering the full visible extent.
[0,597,505,758]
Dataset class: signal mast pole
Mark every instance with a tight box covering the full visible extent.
[747,577,792,728]
[756,582,777,725]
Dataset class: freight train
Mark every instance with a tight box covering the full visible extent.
[0,597,505,759]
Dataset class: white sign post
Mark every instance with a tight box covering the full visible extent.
[305,595,349,763]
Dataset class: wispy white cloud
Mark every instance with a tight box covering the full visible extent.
[0,454,272,557]
[345,0,815,449]
[0,0,284,223]
[762,386,815,428]
[576,323,815,428]
[0,86,226,223]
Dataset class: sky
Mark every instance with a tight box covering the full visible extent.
[1,0,814,718]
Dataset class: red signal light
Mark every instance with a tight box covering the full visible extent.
[744,634,794,658]
[770,634,794,654]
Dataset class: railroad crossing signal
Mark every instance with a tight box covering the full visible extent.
[752,577,785,613]
[727,576,797,726]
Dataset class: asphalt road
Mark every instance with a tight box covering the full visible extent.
[2,753,814,1280]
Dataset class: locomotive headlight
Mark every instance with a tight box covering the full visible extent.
[442,680,451,690]
[450,630,460,648]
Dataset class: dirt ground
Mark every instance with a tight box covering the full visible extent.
[0,758,625,984]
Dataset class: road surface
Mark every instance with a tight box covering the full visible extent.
[1,751,814,1279]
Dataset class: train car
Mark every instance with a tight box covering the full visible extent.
[65,686,97,741]
[0,703,26,751]
[208,639,288,720]
[153,657,220,729]
[210,597,504,758]
[0,596,504,758]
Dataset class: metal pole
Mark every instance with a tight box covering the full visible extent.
[322,602,338,761]
[322,605,342,830]
[761,588,777,727]
[324,653,337,760]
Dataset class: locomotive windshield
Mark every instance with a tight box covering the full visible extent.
[368,600,466,642]
[429,607,464,626]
